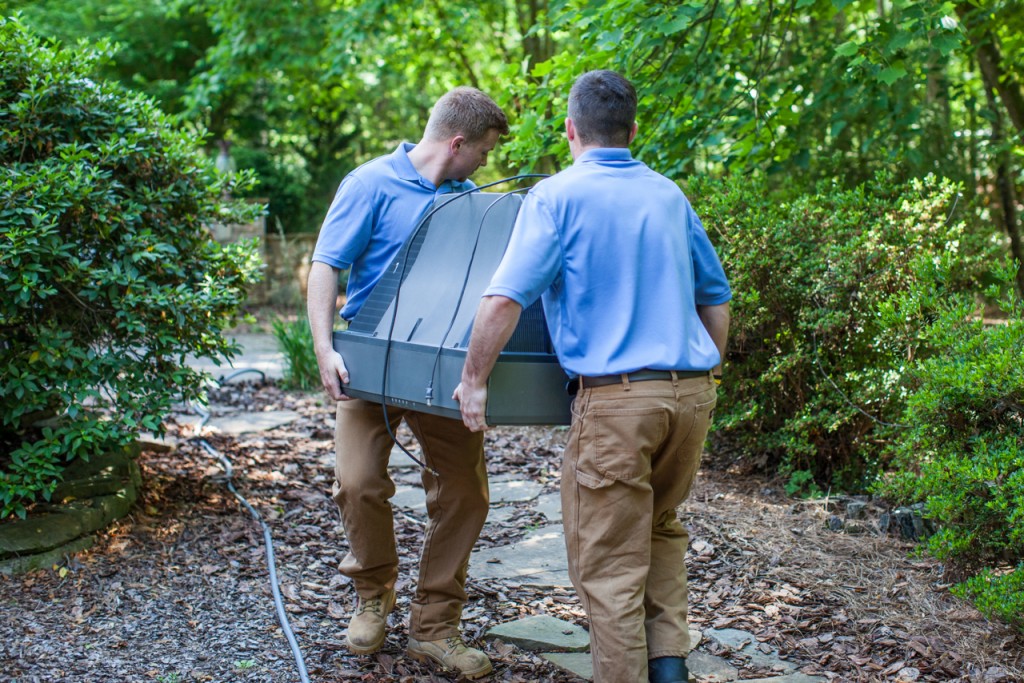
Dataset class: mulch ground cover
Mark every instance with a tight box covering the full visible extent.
[2,381,1021,682]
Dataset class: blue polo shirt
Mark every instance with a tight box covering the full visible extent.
[312,142,474,321]
[484,148,731,376]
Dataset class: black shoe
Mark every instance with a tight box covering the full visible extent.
[649,656,689,683]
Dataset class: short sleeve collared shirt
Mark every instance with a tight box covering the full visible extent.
[312,142,474,321]
[484,148,731,376]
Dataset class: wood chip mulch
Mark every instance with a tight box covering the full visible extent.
[1,381,1020,682]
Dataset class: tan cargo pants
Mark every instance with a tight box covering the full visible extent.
[332,399,488,640]
[561,374,717,683]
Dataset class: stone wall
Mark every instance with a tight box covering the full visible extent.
[0,443,142,574]
[249,232,318,307]
[208,210,318,309]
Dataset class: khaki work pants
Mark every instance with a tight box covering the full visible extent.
[332,399,488,640]
[561,375,716,683]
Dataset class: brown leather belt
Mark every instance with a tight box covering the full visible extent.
[570,369,710,394]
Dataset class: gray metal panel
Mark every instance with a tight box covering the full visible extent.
[333,333,571,425]
[333,190,571,425]
[375,192,524,346]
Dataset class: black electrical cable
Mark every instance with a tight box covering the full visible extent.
[378,175,548,473]
[188,370,311,683]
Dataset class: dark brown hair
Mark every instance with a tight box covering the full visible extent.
[567,70,637,147]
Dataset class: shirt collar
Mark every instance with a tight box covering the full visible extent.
[391,142,424,182]
[575,147,634,164]
[392,141,471,193]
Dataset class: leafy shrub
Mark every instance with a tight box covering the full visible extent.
[875,262,1023,626]
[271,316,320,392]
[953,565,1024,631]
[0,18,262,518]
[690,172,992,488]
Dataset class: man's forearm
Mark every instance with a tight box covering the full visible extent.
[462,296,523,386]
[307,261,342,357]
[697,302,730,375]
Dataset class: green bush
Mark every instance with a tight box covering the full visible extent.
[954,565,1024,631]
[875,261,1023,626]
[0,18,262,518]
[690,172,993,488]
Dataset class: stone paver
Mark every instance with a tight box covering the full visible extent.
[489,479,543,504]
[688,651,740,682]
[391,485,428,513]
[483,506,522,527]
[741,675,826,683]
[206,410,302,435]
[486,614,589,652]
[469,524,570,588]
[388,445,421,470]
[706,628,797,674]
[185,332,285,382]
[534,492,562,522]
[540,652,592,681]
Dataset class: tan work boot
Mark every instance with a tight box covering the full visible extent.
[407,635,493,679]
[344,589,396,654]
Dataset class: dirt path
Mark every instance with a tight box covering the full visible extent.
[1,383,1020,682]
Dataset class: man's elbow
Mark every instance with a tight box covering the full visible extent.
[483,295,523,316]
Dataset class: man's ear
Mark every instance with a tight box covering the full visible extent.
[565,118,576,142]
[449,134,466,156]
[628,121,638,144]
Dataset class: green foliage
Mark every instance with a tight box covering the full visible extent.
[953,565,1024,631]
[0,18,262,518]
[783,469,824,499]
[875,262,1023,605]
[271,317,319,392]
[506,0,1022,211]
[694,172,991,487]
[231,145,315,233]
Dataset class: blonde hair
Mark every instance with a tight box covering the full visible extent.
[424,87,509,143]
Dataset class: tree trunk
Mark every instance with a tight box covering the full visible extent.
[957,3,1024,137]
[984,83,1024,296]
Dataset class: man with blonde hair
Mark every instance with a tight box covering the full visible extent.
[308,86,508,680]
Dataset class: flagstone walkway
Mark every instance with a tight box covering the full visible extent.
[184,334,825,682]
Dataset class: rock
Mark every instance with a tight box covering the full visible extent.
[484,506,521,527]
[204,409,301,435]
[686,650,738,682]
[0,536,95,575]
[843,521,874,535]
[826,515,844,532]
[486,614,589,652]
[846,501,867,519]
[469,525,570,588]
[390,486,427,512]
[387,445,420,470]
[888,505,937,540]
[489,479,544,504]
[534,492,562,522]
[741,674,827,683]
[0,444,140,573]
[539,652,592,680]
[705,627,796,673]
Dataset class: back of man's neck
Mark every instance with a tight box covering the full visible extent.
[406,139,449,188]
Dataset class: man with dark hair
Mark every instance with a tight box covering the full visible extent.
[308,86,508,680]
[455,70,730,683]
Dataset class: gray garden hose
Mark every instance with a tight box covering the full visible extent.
[190,368,311,683]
